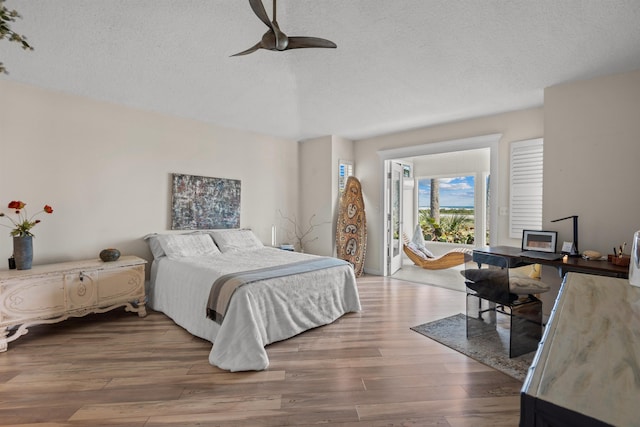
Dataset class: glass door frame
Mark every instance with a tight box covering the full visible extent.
[388,161,404,275]
[378,134,501,277]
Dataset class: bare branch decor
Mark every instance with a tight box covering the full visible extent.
[278,210,329,253]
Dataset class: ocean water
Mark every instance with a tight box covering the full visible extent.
[418,206,474,210]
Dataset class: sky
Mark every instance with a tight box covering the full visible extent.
[418,176,475,208]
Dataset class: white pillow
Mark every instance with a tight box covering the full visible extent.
[508,277,551,294]
[144,231,210,259]
[210,229,264,253]
[511,263,542,279]
[407,242,428,259]
[411,223,427,247]
[410,224,434,258]
[143,234,166,259]
[156,234,221,260]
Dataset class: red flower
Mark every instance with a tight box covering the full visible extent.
[1,200,54,237]
[8,200,25,210]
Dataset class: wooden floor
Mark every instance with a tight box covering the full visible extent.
[0,276,522,426]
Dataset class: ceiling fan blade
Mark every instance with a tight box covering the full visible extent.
[248,0,287,51]
[248,0,273,30]
[234,1,337,56]
[270,22,289,51]
[286,36,337,50]
[230,41,263,57]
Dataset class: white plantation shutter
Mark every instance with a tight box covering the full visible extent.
[510,138,543,238]
[339,160,354,192]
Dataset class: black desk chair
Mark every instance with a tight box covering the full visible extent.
[462,253,544,358]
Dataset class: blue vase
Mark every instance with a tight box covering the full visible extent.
[13,236,33,270]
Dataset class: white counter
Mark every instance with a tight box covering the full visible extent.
[521,272,640,426]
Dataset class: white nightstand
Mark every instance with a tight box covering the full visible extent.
[0,255,146,352]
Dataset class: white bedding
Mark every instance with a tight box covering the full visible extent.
[148,247,361,371]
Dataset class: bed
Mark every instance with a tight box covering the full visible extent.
[145,229,361,372]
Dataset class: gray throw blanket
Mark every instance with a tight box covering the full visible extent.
[206,257,350,324]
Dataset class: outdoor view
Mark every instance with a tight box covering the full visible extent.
[418,176,478,244]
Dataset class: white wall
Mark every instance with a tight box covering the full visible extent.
[0,80,299,268]
[297,136,333,255]
[281,68,640,279]
[6,67,638,282]
[535,68,640,315]
[407,148,491,246]
[411,148,490,178]
[544,68,640,256]
[391,150,491,252]
[330,136,355,256]
[297,135,355,256]
[354,108,545,274]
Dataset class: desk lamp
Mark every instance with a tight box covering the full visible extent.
[551,215,580,257]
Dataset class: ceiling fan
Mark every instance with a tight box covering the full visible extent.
[232,0,337,57]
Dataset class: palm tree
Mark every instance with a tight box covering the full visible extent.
[430,178,440,223]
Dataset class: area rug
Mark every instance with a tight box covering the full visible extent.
[411,313,535,381]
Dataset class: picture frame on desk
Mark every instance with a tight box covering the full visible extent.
[522,230,558,252]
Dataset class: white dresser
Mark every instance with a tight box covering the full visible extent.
[520,272,640,426]
[1,255,146,351]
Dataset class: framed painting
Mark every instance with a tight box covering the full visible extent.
[171,173,241,230]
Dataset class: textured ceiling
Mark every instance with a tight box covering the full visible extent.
[2,0,640,141]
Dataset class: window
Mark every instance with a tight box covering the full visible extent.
[418,175,476,244]
[509,138,543,238]
[338,160,353,192]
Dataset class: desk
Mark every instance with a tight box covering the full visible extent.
[473,246,629,279]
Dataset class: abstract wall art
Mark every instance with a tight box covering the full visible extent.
[171,173,241,230]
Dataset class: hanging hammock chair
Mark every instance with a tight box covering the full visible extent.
[402,233,471,270]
